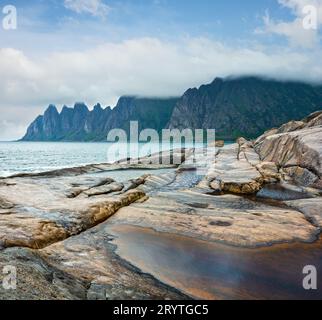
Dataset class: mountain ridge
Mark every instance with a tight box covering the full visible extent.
[21,97,178,142]
[21,76,322,141]
[169,76,322,139]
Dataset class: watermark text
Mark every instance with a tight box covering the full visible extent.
[303,265,317,290]
[2,4,17,30]
[1,265,17,290]
[303,5,318,30]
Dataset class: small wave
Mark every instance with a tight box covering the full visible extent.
[0,171,15,178]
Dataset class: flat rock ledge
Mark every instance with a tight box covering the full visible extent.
[109,189,317,247]
[0,189,145,249]
[204,111,322,195]
[205,141,268,195]
[284,197,322,228]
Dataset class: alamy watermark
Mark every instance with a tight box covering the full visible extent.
[2,4,17,30]
[303,5,319,30]
[303,265,318,290]
[1,265,17,290]
[1,4,318,32]
[106,122,216,175]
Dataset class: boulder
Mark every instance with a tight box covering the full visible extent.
[207,144,263,195]
[254,111,322,189]
[307,113,322,127]
[276,121,304,134]
[256,161,281,183]
[208,140,225,148]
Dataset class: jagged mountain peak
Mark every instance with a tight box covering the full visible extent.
[21,77,322,142]
[93,103,103,111]
[61,105,72,112]
[21,96,178,141]
[44,104,59,115]
[73,102,89,113]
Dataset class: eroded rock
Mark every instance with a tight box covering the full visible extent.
[254,111,322,189]
[208,140,225,148]
[109,188,317,247]
[0,197,14,210]
[0,174,145,249]
[0,247,87,300]
[84,182,124,197]
[38,225,189,300]
[256,162,281,183]
[285,198,322,228]
[207,144,263,195]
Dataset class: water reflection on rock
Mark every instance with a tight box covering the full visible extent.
[110,224,322,300]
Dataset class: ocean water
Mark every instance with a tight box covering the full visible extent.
[0,141,205,177]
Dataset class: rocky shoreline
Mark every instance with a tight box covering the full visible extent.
[0,111,321,300]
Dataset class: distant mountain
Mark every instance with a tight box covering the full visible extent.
[21,77,322,141]
[21,97,178,141]
[168,77,322,139]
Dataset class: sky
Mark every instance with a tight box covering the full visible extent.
[0,0,322,140]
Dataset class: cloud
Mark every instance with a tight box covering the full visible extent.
[64,0,110,18]
[0,119,30,142]
[256,0,322,48]
[1,36,322,139]
[0,104,44,141]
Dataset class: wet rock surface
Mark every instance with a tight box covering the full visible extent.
[285,198,322,228]
[109,225,322,300]
[109,189,317,247]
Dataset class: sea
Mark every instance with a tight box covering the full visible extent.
[0,141,208,177]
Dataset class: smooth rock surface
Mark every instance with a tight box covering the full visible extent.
[285,198,322,228]
[254,112,322,189]
[109,187,317,247]
[0,172,146,249]
[206,144,263,194]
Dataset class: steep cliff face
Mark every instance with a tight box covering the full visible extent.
[104,96,178,134]
[23,105,61,141]
[21,77,322,141]
[84,104,112,141]
[21,97,178,141]
[168,77,322,139]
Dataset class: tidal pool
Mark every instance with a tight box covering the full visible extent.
[109,224,322,300]
[257,183,314,201]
